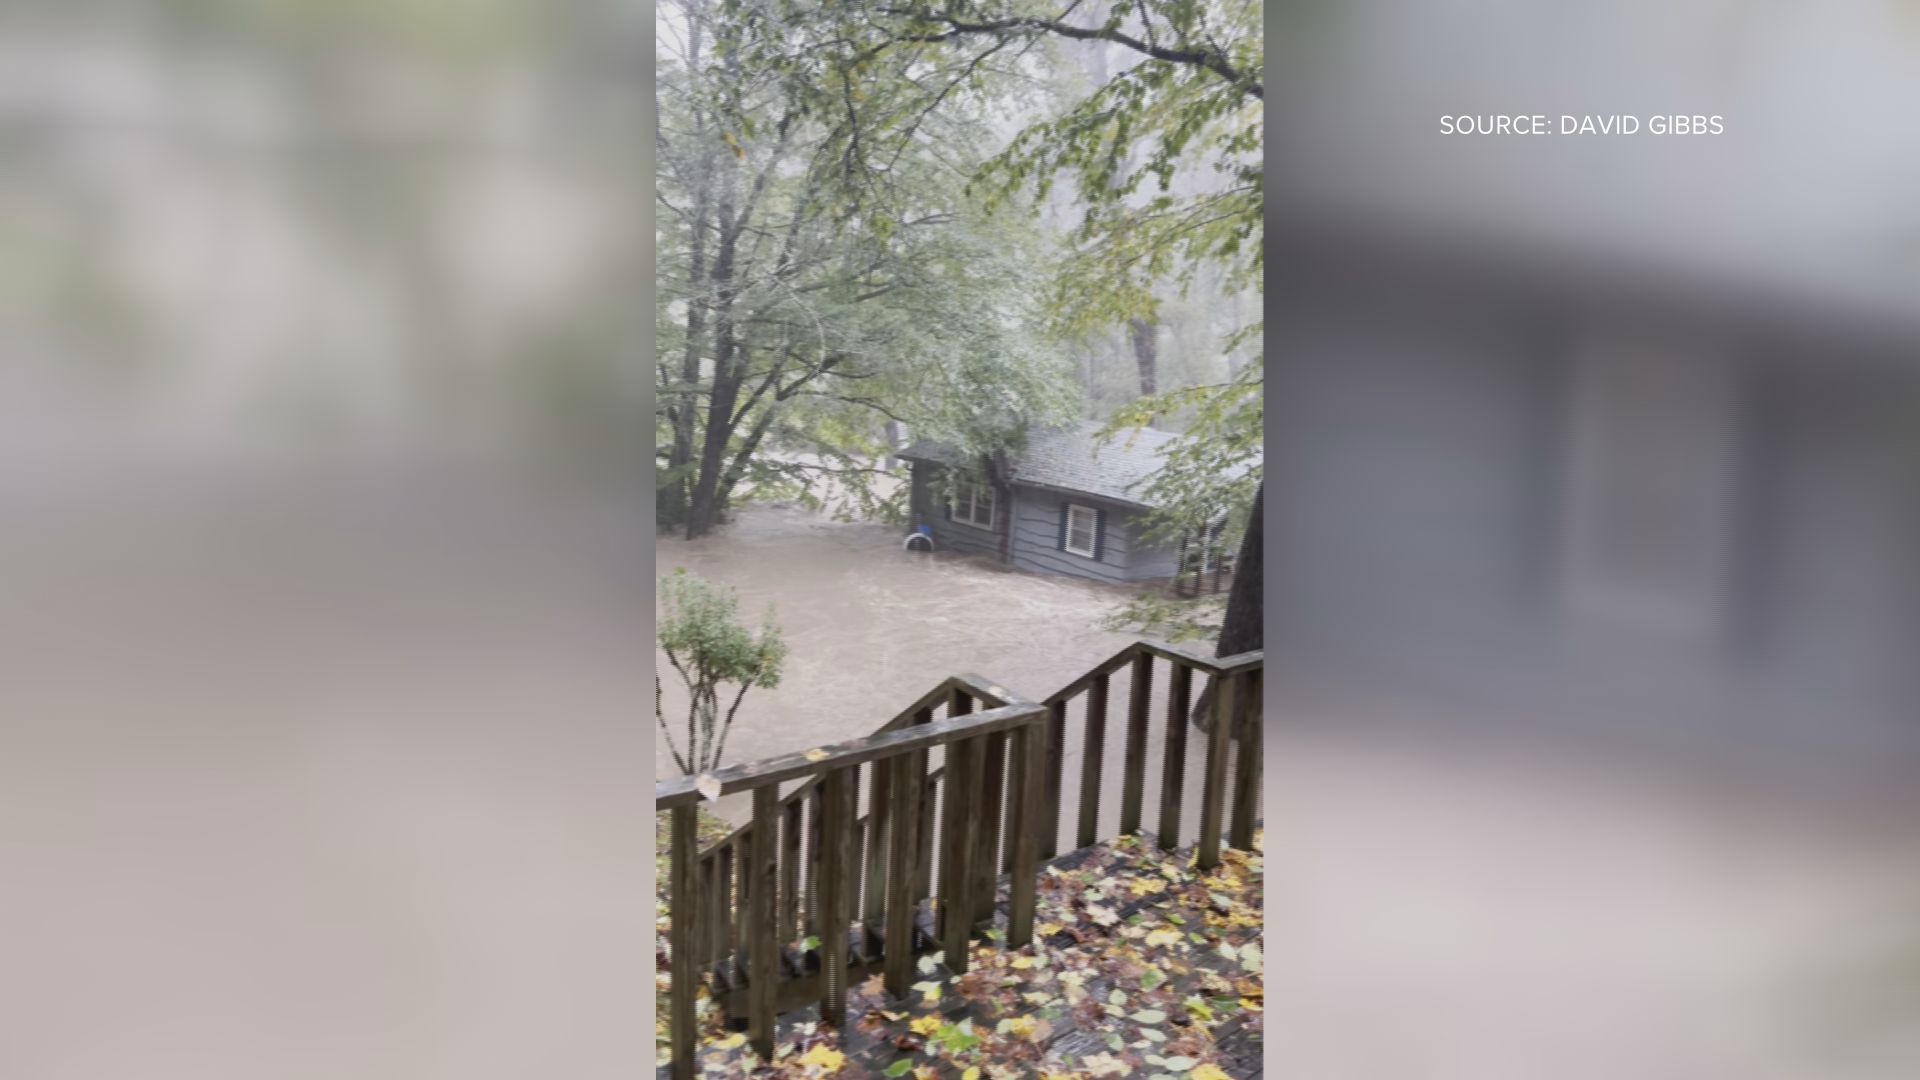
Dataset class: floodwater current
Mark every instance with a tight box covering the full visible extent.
[653,503,1139,791]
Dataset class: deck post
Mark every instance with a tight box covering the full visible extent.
[1157,661,1193,850]
[882,751,925,999]
[939,735,982,975]
[1077,671,1111,848]
[818,767,854,1027]
[747,787,779,1059]
[668,806,698,1080]
[1229,668,1262,851]
[1005,718,1045,947]
[781,799,801,955]
[973,730,1007,917]
[1040,698,1066,859]
[1196,670,1237,871]
[1120,652,1154,836]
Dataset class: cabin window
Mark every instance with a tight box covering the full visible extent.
[1563,340,1736,635]
[951,476,996,529]
[1064,503,1100,557]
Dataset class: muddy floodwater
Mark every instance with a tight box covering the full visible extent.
[654,504,1140,791]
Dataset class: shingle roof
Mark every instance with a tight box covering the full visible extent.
[901,421,1249,509]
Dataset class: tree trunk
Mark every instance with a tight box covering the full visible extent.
[1128,317,1157,397]
[685,178,746,539]
[1194,482,1263,738]
[1216,483,1262,658]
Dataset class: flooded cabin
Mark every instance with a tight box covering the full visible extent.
[899,421,1247,588]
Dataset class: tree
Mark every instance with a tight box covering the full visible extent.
[655,0,1076,538]
[706,1,1264,666]
[655,569,788,775]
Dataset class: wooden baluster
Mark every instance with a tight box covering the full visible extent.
[1197,671,1236,871]
[1040,698,1066,860]
[844,764,865,959]
[1077,672,1110,849]
[862,758,892,939]
[700,853,719,967]
[716,843,736,977]
[911,708,935,906]
[1120,652,1154,836]
[805,787,822,939]
[1157,661,1193,850]
[1230,668,1263,851]
[972,730,1006,917]
[916,767,938,904]
[939,735,983,975]
[668,807,698,1080]
[781,799,801,962]
[1005,718,1046,948]
[747,788,779,1059]
[818,768,855,1027]
[882,751,925,999]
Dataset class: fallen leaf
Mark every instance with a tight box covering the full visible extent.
[1190,1066,1232,1080]
[798,1043,845,1073]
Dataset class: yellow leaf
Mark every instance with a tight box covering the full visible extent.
[909,1015,942,1037]
[1190,1065,1232,1080]
[805,749,830,761]
[963,1069,980,1080]
[1010,955,1034,969]
[713,1032,745,1050]
[1239,997,1264,1012]
[798,1043,846,1073]
[1145,927,1183,948]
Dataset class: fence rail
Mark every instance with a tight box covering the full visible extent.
[655,639,1262,1078]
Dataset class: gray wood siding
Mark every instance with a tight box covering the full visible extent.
[1007,490,1132,584]
[912,463,1181,585]
[911,464,1006,561]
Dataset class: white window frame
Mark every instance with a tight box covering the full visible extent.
[1064,503,1099,558]
[951,476,996,530]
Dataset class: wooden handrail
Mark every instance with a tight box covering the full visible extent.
[687,673,1019,856]
[655,698,1043,811]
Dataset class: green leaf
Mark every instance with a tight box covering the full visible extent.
[886,1061,914,1078]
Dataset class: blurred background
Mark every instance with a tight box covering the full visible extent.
[0,3,651,1079]
[1266,2,1920,1077]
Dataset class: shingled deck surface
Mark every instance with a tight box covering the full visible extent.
[657,830,1264,1079]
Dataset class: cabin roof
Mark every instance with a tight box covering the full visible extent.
[901,421,1253,509]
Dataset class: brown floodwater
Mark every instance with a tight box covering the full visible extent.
[654,503,1141,787]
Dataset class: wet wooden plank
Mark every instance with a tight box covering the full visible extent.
[1230,668,1263,851]
[974,731,1006,913]
[781,799,801,950]
[882,751,924,999]
[818,768,854,1027]
[747,787,779,1059]
[939,736,982,975]
[668,806,697,1080]
[1158,661,1193,850]
[717,843,737,968]
[1196,671,1237,871]
[1120,652,1154,836]
[1005,720,1046,948]
[862,760,892,926]
[1077,673,1110,849]
[1041,697,1066,860]
[656,700,1044,811]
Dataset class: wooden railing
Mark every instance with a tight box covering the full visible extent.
[656,677,1048,1075]
[1035,639,1263,871]
[655,641,1262,1078]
